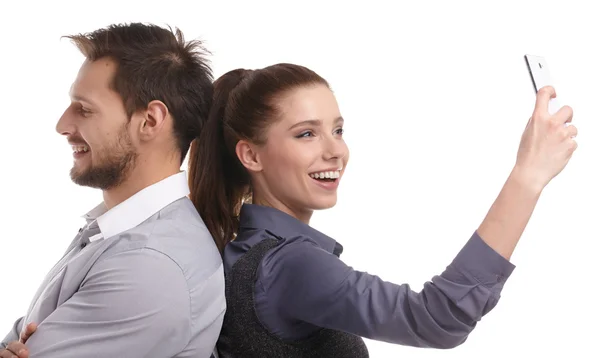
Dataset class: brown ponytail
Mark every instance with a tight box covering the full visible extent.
[188,64,329,253]
[188,69,252,253]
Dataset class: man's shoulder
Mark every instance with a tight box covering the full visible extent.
[140,198,226,337]
[104,197,222,283]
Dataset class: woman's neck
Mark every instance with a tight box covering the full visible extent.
[251,194,313,225]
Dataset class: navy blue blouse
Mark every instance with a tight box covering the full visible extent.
[222,204,515,348]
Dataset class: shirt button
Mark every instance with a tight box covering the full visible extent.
[80,242,87,249]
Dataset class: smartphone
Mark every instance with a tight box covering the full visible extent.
[524,54,561,114]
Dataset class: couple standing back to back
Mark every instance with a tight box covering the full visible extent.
[0,22,577,358]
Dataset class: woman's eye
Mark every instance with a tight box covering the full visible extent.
[296,131,314,138]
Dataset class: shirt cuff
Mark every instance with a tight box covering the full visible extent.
[450,231,516,286]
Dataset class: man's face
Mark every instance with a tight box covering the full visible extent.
[56,58,138,190]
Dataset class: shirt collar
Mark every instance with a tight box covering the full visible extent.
[82,171,190,241]
[239,203,343,256]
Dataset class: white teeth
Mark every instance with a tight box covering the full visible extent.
[310,170,341,179]
[71,145,89,153]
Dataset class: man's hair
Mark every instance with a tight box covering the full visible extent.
[65,22,213,164]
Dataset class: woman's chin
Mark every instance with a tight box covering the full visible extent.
[310,196,338,211]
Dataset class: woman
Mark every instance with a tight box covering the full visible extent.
[188,64,577,357]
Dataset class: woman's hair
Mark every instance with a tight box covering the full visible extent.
[188,63,329,253]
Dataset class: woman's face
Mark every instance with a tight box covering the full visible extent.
[240,84,349,219]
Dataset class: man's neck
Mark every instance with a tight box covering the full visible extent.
[102,161,181,210]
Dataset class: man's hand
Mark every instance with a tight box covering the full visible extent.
[19,323,37,345]
[0,323,37,358]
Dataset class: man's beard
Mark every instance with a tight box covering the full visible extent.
[70,129,138,190]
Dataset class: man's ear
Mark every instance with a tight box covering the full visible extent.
[137,100,169,141]
[236,139,263,173]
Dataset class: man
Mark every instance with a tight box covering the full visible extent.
[0,23,224,357]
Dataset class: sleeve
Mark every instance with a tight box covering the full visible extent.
[24,248,195,357]
[262,231,515,349]
[1,317,24,348]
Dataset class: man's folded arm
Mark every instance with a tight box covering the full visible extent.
[24,248,195,358]
[1,317,24,349]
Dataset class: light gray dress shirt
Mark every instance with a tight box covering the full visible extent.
[2,171,225,357]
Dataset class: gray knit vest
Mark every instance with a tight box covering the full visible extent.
[217,238,370,358]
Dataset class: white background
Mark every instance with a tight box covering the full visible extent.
[1,0,598,356]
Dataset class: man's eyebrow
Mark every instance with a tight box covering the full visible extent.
[70,94,98,107]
